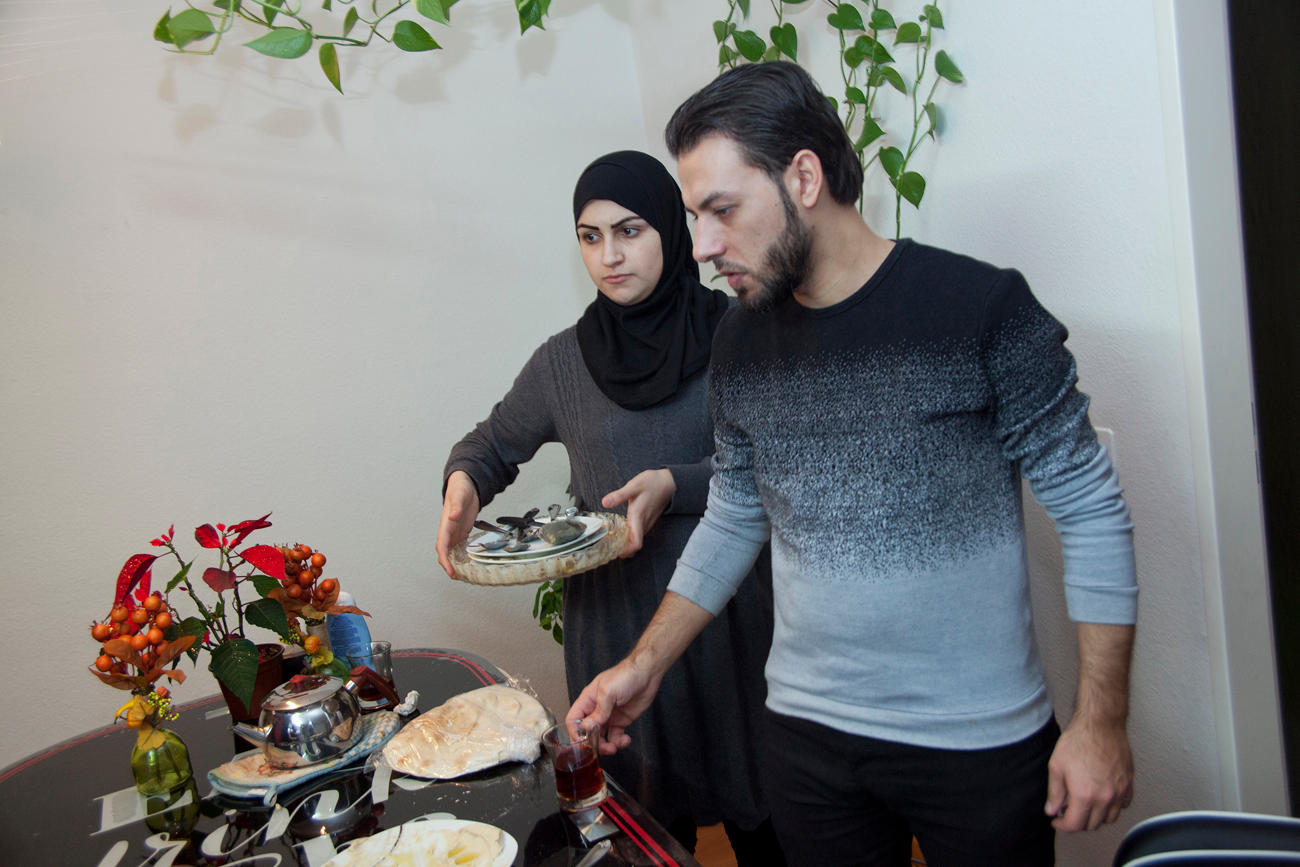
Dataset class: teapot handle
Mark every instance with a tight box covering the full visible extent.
[346,665,401,705]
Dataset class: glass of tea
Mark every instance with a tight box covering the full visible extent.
[344,641,397,709]
[541,722,608,811]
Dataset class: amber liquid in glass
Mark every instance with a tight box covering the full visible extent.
[554,744,605,803]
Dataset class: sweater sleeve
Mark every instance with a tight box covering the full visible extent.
[443,340,560,510]
[667,379,770,615]
[981,271,1138,625]
[662,456,713,515]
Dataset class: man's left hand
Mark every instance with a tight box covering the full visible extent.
[1044,715,1134,831]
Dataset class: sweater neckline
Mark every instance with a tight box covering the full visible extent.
[786,237,913,319]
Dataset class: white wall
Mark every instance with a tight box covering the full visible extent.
[0,1,1284,864]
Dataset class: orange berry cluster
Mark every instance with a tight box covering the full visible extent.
[278,544,338,606]
[90,592,173,674]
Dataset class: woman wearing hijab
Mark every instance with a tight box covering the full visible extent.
[436,151,781,863]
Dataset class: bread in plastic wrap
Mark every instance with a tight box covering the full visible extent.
[381,684,551,779]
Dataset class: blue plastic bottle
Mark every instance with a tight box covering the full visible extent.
[327,590,373,664]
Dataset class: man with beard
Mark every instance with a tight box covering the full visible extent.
[569,62,1137,866]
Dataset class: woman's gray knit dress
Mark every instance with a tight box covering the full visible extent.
[444,324,774,832]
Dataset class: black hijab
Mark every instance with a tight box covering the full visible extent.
[572,150,730,410]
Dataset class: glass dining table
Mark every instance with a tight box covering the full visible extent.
[0,648,700,867]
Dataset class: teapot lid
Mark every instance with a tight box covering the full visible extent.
[263,674,343,710]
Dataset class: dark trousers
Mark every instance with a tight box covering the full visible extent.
[667,815,787,867]
[759,709,1059,867]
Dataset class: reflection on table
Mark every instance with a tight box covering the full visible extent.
[0,648,700,867]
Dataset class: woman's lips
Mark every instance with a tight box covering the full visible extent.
[604,274,629,284]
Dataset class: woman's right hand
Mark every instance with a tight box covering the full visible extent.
[436,471,481,579]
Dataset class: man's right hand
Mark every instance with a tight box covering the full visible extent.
[436,470,480,579]
[566,658,664,756]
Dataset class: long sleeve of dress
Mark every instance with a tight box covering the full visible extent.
[443,341,560,509]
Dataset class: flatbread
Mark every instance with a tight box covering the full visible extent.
[381,685,550,779]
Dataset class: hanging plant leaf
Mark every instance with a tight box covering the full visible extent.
[343,7,359,37]
[393,20,440,51]
[843,45,865,68]
[827,3,865,32]
[845,85,868,104]
[718,43,737,67]
[879,146,904,180]
[922,4,945,28]
[770,22,797,61]
[416,0,450,25]
[154,11,174,45]
[880,65,907,94]
[869,8,897,31]
[896,21,922,44]
[898,171,926,207]
[732,29,766,62]
[713,19,728,43]
[515,0,550,34]
[166,9,216,48]
[245,27,313,59]
[924,102,939,137]
[737,0,751,16]
[854,116,886,151]
[854,34,894,64]
[935,50,964,83]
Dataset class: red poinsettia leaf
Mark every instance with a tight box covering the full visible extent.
[240,544,286,580]
[202,567,237,593]
[133,569,153,604]
[228,513,273,548]
[194,523,222,549]
[114,553,159,608]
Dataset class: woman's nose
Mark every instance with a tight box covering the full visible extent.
[601,238,623,266]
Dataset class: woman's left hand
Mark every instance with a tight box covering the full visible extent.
[601,468,676,558]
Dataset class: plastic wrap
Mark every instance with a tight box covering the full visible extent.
[381,684,552,779]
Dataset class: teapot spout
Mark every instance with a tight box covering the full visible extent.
[232,722,269,745]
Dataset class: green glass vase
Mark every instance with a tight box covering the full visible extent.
[130,726,193,796]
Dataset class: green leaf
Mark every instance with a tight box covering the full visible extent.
[843,45,865,68]
[898,170,926,207]
[845,85,867,104]
[718,43,737,67]
[322,0,331,9]
[214,0,242,10]
[393,20,440,51]
[769,22,797,60]
[245,27,312,59]
[855,34,894,64]
[737,0,750,16]
[210,638,259,708]
[166,9,216,48]
[515,0,550,34]
[854,116,885,150]
[415,0,449,25]
[154,11,173,45]
[245,597,293,640]
[713,19,728,43]
[263,0,284,26]
[935,50,964,83]
[250,574,281,597]
[343,7,359,37]
[825,94,838,113]
[165,561,193,594]
[870,8,897,31]
[827,3,864,32]
[732,29,766,62]
[880,65,906,94]
[762,45,781,61]
[879,145,904,179]
[924,101,939,136]
[922,4,945,28]
[319,41,343,92]
[896,21,922,44]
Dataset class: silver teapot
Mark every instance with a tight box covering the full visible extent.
[232,669,395,769]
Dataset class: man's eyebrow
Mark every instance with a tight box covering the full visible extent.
[692,192,728,214]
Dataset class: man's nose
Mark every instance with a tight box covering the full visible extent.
[693,222,723,263]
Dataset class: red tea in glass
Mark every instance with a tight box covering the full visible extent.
[542,723,608,810]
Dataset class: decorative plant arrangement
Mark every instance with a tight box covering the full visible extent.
[152,0,554,93]
[89,514,364,711]
[713,0,964,235]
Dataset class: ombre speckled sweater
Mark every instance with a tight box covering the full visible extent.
[668,239,1137,750]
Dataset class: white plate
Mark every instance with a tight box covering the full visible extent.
[468,515,605,561]
[323,817,517,867]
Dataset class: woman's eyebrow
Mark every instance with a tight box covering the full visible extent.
[576,216,645,232]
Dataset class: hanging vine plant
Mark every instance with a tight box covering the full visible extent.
[152,0,553,94]
[714,0,964,236]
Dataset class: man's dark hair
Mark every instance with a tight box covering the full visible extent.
[665,62,864,206]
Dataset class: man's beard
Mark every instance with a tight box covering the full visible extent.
[738,187,811,314]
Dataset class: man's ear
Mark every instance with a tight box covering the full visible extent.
[785,149,824,209]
